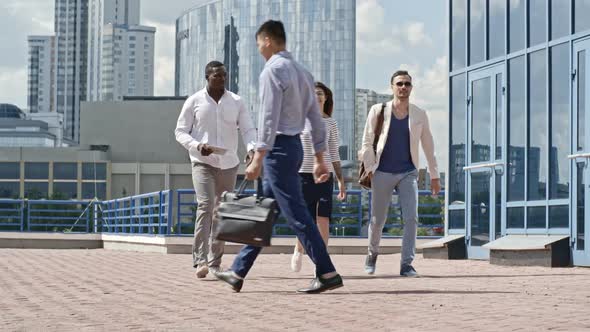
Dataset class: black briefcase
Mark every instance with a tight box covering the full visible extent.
[216,180,279,247]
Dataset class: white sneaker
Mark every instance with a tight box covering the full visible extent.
[291,251,303,272]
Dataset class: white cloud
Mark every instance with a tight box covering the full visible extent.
[0,67,27,108]
[356,0,433,63]
[145,20,176,96]
[2,1,53,35]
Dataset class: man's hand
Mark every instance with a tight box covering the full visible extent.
[431,178,441,196]
[244,150,255,166]
[313,153,329,184]
[198,143,214,156]
[245,151,265,180]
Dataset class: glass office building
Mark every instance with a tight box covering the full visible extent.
[447,0,590,265]
[175,0,356,160]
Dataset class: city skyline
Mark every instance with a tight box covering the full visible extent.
[0,0,448,164]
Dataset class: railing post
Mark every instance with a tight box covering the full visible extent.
[176,190,181,235]
[20,200,25,232]
[130,197,135,234]
[158,191,163,235]
[357,191,362,238]
[148,196,153,235]
[115,199,119,233]
[86,202,90,233]
[167,190,173,235]
[26,200,31,232]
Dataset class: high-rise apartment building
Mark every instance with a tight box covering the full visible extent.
[27,36,55,114]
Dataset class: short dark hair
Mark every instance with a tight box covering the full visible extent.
[205,60,224,78]
[315,82,334,117]
[390,70,412,84]
[255,20,286,44]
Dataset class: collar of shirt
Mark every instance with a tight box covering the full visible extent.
[204,88,229,104]
[266,50,292,68]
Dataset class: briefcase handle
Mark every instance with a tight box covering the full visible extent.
[235,178,264,198]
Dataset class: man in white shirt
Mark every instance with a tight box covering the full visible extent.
[175,60,257,279]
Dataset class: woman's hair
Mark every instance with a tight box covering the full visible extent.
[314,82,333,117]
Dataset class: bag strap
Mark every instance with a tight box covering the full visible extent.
[372,102,386,151]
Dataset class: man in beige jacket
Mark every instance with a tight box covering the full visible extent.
[359,70,440,276]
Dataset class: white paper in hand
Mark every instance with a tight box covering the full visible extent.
[209,145,227,155]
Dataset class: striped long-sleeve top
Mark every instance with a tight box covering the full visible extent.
[299,117,341,174]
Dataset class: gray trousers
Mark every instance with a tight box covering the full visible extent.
[191,163,238,268]
[368,169,419,267]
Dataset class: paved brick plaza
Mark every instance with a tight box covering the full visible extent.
[1,249,589,331]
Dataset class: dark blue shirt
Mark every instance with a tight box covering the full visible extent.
[377,115,415,174]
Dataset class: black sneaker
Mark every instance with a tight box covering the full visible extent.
[400,264,418,277]
[364,253,378,274]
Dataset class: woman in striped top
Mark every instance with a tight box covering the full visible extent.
[291,82,347,272]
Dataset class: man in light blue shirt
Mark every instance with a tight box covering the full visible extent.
[215,20,343,294]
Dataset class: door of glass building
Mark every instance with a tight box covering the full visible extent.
[571,39,590,266]
[465,65,505,259]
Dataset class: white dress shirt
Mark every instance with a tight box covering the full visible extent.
[175,88,257,169]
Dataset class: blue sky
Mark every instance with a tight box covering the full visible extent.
[0,0,448,166]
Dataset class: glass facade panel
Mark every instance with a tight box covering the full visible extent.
[24,182,49,199]
[527,206,546,228]
[82,182,106,200]
[0,182,20,198]
[495,173,502,239]
[54,162,77,180]
[471,77,491,163]
[0,162,20,179]
[53,182,78,200]
[528,50,547,201]
[577,162,585,250]
[529,0,547,47]
[550,44,570,199]
[175,0,356,159]
[82,163,106,180]
[471,171,491,246]
[25,162,49,180]
[450,74,466,204]
[551,0,570,40]
[507,206,525,228]
[449,209,466,229]
[451,0,467,70]
[469,0,486,65]
[578,50,586,151]
[575,0,590,33]
[495,73,503,159]
[489,0,505,59]
[549,205,569,228]
[509,0,525,53]
[508,56,525,201]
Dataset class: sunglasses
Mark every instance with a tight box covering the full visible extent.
[394,81,412,87]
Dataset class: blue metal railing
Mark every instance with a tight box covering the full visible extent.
[0,199,25,231]
[27,200,92,232]
[0,189,444,237]
[367,190,445,237]
[100,190,172,235]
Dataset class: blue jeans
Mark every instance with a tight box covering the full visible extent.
[230,135,337,278]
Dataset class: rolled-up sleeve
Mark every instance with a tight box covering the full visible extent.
[255,68,283,151]
[174,97,200,153]
[237,98,257,151]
